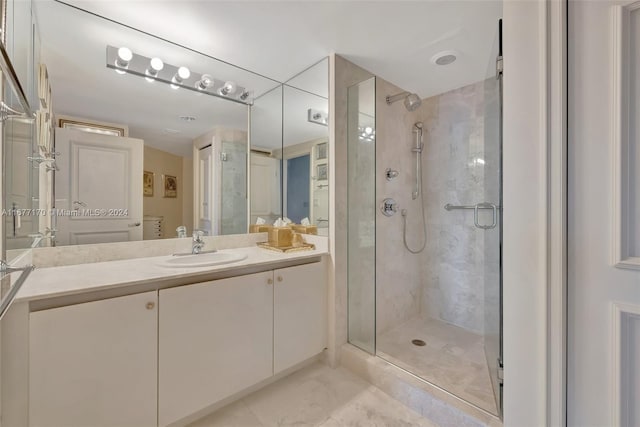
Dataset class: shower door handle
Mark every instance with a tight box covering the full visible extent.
[474,203,498,229]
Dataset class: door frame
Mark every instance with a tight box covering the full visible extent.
[547,1,568,426]
[502,0,567,425]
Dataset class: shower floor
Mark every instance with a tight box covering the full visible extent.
[376,316,498,415]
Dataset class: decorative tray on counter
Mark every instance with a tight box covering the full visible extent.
[256,242,316,253]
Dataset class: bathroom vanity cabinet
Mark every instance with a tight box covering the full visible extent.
[158,270,274,426]
[273,262,327,374]
[27,260,327,427]
[29,291,159,427]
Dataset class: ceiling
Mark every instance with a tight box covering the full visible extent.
[33,1,501,157]
[60,0,502,99]
[33,1,283,157]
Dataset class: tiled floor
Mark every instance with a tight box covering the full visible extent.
[189,362,437,427]
[377,316,498,415]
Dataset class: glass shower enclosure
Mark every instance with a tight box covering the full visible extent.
[346,25,503,416]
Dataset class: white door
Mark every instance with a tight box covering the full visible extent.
[250,153,280,223]
[29,292,158,427]
[197,145,213,235]
[568,2,640,425]
[54,128,143,245]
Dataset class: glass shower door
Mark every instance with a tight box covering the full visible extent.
[347,77,376,354]
[220,140,247,235]
[483,20,503,415]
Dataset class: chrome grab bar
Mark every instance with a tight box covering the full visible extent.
[0,39,35,121]
[0,261,35,320]
[444,203,500,230]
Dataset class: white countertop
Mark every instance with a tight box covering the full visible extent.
[16,246,327,303]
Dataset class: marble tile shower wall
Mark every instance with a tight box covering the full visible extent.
[221,138,248,235]
[375,78,423,335]
[416,80,498,334]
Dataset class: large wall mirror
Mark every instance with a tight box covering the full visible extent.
[2,0,329,255]
[250,58,329,235]
[3,0,41,252]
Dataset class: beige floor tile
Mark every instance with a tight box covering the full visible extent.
[241,364,370,426]
[376,316,498,415]
[190,363,434,427]
[322,387,438,427]
[188,400,264,427]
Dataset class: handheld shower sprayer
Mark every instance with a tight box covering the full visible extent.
[402,121,427,254]
[412,122,424,200]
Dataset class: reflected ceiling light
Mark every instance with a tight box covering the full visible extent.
[219,81,237,96]
[195,74,213,90]
[105,46,253,104]
[239,90,252,101]
[357,126,375,142]
[171,66,191,89]
[162,128,181,135]
[308,108,328,126]
[145,57,164,82]
[115,47,133,74]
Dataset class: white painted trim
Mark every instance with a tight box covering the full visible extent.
[611,301,640,426]
[547,1,567,425]
[502,0,549,423]
[327,53,338,367]
[611,1,640,270]
[246,106,252,232]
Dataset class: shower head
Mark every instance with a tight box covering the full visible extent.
[386,91,422,111]
[404,93,422,111]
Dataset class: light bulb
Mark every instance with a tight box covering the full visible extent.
[364,126,373,135]
[145,57,164,82]
[219,80,237,96]
[171,67,191,89]
[115,47,133,74]
[117,47,132,62]
[150,57,164,71]
[177,66,190,80]
[195,74,213,90]
[239,90,252,101]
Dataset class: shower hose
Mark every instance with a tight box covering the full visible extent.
[401,157,427,254]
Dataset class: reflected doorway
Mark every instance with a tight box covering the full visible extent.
[286,154,310,223]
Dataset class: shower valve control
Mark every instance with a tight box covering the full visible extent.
[385,168,399,181]
[380,198,398,217]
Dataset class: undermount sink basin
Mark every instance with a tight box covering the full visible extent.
[161,251,247,268]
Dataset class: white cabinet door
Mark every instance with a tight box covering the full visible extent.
[158,271,273,426]
[29,291,158,427]
[274,261,327,374]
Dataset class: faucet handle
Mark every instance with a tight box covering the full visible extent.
[193,230,205,241]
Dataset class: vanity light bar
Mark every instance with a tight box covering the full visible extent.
[106,46,253,105]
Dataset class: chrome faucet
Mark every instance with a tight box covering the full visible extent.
[192,230,205,254]
[29,227,57,248]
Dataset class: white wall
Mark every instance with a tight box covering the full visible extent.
[502,0,548,425]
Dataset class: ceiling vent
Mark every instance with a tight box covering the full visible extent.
[431,51,458,66]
